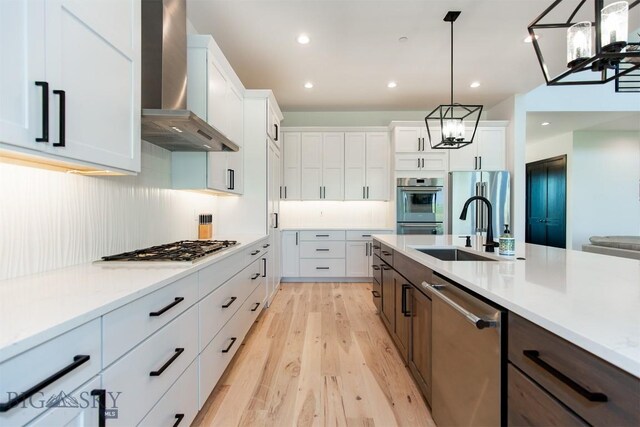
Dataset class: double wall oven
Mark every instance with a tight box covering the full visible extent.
[396,178,444,235]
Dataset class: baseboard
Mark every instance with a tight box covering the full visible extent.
[281,277,373,283]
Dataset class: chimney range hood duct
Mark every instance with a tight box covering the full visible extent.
[141,0,239,152]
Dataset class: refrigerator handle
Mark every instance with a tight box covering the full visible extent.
[482,182,488,231]
[475,182,482,233]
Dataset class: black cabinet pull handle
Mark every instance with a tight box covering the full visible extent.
[274,213,279,229]
[263,244,270,248]
[251,302,261,312]
[401,284,411,317]
[149,297,184,317]
[150,348,184,377]
[251,273,260,280]
[371,290,381,298]
[52,90,65,147]
[251,250,261,256]
[90,389,106,427]
[231,169,235,190]
[295,232,299,245]
[367,186,369,199]
[361,234,372,237]
[316,267,330,270]
[35,81,49,142]
[316,248,330,252]
[173,413,185,427]
[221,296,237,308]
[284,186,287,199]
[479,156,482,170]
[382,265,391,271]
[274,123,279,141]
[373,245,380,250]
[0,354,90,413]
[382,251,392,256]
[363,186,366,199]
[227,169,233,190]
[372,265,380,271]
[262,258,267,277]
[522,350,608,402]
[222,337,237,353]
[315,234,330,237]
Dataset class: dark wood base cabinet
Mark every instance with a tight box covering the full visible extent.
[408,284,432,404]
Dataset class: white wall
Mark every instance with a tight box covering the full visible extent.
[0,142,218,280]
[280,201,392,229]
[570,131,640,250]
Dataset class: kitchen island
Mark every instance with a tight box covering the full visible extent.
[372,233,640,426]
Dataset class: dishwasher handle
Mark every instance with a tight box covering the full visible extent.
[426,282,497,330]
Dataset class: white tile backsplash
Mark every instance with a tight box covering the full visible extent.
[0,142,217,280]
[279,200,393,228]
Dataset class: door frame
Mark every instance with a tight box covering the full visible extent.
[525,155,567,247]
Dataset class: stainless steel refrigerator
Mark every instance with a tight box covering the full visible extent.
[448,171,510,236]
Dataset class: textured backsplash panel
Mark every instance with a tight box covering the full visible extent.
[0,142,217,280]
[279,200,393,228]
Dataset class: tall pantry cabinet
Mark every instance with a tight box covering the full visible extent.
[0,0,141,173]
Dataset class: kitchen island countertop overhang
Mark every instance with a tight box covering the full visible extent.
[372,234,640,377]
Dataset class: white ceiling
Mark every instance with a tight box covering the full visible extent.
[187,0,559,111]
[526,111,640,142]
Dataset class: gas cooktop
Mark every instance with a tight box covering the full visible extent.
[100,240,238,262]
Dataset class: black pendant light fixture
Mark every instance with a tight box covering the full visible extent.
[425,11,483,150]
[528,0,640,92]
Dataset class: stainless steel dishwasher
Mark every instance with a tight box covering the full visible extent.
[426,273,503,427]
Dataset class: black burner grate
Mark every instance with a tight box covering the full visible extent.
[101,240,238,262]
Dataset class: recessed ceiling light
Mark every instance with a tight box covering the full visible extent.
[524,34,540,43]
[398,36,409,43]
[387,81,397,88]
[470,81,481,88]
[297,34,310,45]
[304,82,314,89]
[541,122,550,126]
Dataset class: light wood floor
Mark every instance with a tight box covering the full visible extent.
[193,282,435,427]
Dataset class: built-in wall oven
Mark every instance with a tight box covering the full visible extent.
[396,178,444,234]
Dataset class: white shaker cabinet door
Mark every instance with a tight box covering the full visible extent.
[346,241,369,277]
[477,127,506,170]
[0,0,46,153]
[281,231,300,277]
[43,0,140,172]
[394,127,422,153]
[322,132,345,200]
[344,132,367,200]
[300,132,323,200]
[366,132,390,200]
[448,128,478,171]
[282,132,301,200]
[226,84,243,146]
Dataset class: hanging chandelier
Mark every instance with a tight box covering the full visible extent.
[425,11,483,150]
[528,0,640,92]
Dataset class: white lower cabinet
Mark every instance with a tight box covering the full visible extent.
[101,306,198,427]
[26,376,102,427]
[138,360,198,427]
[281,231,300,277]
[346,241,369,277]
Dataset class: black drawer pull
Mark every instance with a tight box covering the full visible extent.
[315,234,330,237]
[263,244,270,248]
[361,234,372,237]
[373,245,381,250]
[90,389,106,427]
[173,414,185,427]
[401,284,411,317]
[35,81,49,142]
[149,297,184,317]
[251,273,260,280]
[523,350,608,402]
[372,265,381,270]
[382,251,392,256]
[371,290,381,298]
[316,248,330,252]
[0,355,91,413]
[316,267,330,270]
[251,302,261,312]
[382,265,392,271]
[251,250,261,256]
[150,348,184,377]
[221,296,237,308]
[52,89,65,147]
[222,337,237,353]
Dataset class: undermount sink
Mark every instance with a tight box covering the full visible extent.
[417,248,498,262]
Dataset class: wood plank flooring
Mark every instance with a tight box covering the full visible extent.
[193,282,435,427]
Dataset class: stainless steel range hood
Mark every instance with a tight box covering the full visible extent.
[141,0,239,152]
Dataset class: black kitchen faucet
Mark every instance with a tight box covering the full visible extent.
[459,196,497,252]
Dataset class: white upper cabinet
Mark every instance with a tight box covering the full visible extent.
[395,127,424,152]
[449,127,506,171]
[267,102,280,147]
[0,0,141,173]
[282,132,301,200]
[300,132,324,200]
[345,132,390,200]
[322,132,345,200]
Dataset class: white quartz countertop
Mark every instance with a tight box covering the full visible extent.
[0,234,268,363]
[373,234,640,377]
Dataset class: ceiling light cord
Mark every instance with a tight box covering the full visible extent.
[450,19,454,109]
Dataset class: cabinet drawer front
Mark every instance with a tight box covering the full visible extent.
[199,251,245,298]
[200,259,262,350]
[139,359,198,427]
[26,376,102,427]
[345,230,391,241]
[0,319,101,427]
[372,254,383,284]
[372,279,382,313]
[380,243,394,265]
[299,230,346,241]
[299,241,346,259]
[245,240,268,264]
[372,239,382,257]
[508,364,587,427]
[509,314,640,426]
[102,306,198,427]
[394,250,433,287]
[299,259,346,277]
[103,273,198,367]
